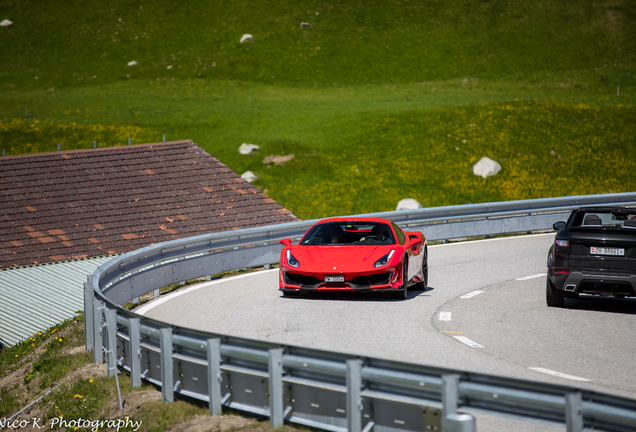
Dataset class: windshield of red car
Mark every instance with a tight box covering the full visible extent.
[300,222,396,245]
[570,210,636,229]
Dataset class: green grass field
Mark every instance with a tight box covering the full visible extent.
[1,0,635,219]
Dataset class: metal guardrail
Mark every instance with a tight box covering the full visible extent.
[85,193,636,432]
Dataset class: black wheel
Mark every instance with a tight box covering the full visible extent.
[546,276,565,307]
[390,258,408,300]
[414,247,428,290]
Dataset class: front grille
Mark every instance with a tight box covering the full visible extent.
[284,273,320,286]
[351,273,391,286]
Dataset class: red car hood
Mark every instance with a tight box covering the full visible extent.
[288,245,395,273]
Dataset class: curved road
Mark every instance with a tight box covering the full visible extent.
[138,233,636,430]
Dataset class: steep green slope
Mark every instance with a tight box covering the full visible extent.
[1,0,634,88]
[0,0,634,219]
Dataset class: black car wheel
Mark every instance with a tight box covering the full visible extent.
[390,258,408,300]
[414,247,428,290]
[546,276,565,307]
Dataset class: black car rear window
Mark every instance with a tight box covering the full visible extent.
[570,210,636,229]
[300,222,396,245]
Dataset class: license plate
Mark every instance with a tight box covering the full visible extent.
[590,246,625,256]
[324,276,345,283]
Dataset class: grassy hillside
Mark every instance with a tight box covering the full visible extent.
[0,0,635,219]
[0,313,300,432]
[1,0,634,88]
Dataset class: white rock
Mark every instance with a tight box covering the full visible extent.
[396,198,422,211]
[127,60,138,66]
[472,157,502,178]
[238,143,259,154]
[240,34,253,43]
[300,22,311,28]
[241,171,258,183]
[0,19,12,26]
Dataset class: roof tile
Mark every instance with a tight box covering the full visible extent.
[0,140,297,268]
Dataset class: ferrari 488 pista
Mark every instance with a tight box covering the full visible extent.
[279,218,427,299]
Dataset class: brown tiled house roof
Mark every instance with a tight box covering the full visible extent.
[0,140,297,268]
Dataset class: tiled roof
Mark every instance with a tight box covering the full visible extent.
[0,140,297,268]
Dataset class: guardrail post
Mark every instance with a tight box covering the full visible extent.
[160,327,174,403]
[84,275,94,351]
[443,374,459,418]
[92,299,103,364]
[268,348,284,427]
[105,309,118,378]
[566,392,583,432]
[442,374,476,432]
[206,338,222,415]
[129,318,142,388]
[347,359,363,432]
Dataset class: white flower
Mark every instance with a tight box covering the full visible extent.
[240,34,253,43]
[127,60,138,66]
[166,65,172,69]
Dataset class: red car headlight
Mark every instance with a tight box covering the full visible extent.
[374,249,395,268]
[286,249,300,268]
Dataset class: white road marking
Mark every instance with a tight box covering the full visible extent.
[515,273,547,281]
[453,336,484,348]
[529,367,591,382]
[439,311,452,321]
[135,268,278,315]
[460,290,484,299]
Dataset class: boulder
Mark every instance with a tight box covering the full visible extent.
[241,171,258,183]
[472,157,501,178]
[238,143,259,154]
[396,198,422,211]
[263,154,294,166]
[240,34,253,43]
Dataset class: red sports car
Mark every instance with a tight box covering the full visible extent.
[279,217,428,299]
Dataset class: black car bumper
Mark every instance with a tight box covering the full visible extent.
[551,270,636,297]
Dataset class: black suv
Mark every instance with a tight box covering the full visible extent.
[546,206,636,307]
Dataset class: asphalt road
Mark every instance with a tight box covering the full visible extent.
[138,233,636,431]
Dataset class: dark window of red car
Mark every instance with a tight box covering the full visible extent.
[391,222,405,245]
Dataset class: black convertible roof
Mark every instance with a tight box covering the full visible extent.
[576,206,636,212]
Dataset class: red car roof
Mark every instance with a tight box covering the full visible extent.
[312,217,393,224]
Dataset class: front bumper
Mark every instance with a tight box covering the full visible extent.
[280,270,400,292]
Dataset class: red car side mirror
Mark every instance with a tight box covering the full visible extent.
[280,238,292,247]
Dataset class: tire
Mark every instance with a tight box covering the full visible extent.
[390,258,408,300]
[414,247,428,290]
[546,276,565,307]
